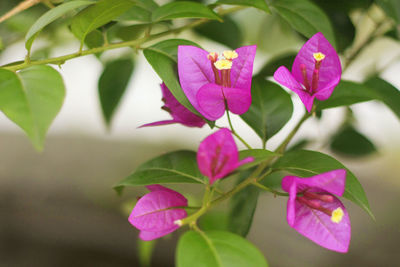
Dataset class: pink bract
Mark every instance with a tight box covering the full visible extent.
[281,169,351,253]
[178,45,256,120]
[141,83,205,128]
[197,128,253,185]
[274,32,341,112]
[128,185,188,241]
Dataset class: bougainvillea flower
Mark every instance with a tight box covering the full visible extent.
[197,128,253,184]
[128,185,187,241]
[274,32,341,112]
[178,45,257,120]
[281,169,351,253]
[141,83,205,128]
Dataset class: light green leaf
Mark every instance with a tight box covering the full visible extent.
[0,66,65,150]
[214,0,270,13]
[177,230,268,267]
[272,149,374,218]
[238,149,279,170]
[25,0,96,52]
[271,0,336,47]
[241,78,293,144]
[228,169,259,236]
[70,0,134,44]
[152,2,222,22]
[114,150,205,194]
[143,39,203,117]
[330,125,377,157]
[98,58,134,126]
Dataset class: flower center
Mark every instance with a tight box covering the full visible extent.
[207,50,238,88]
[299,51,326,94]
[296,191,344,223]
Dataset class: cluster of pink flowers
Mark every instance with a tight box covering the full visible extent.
[130,32,351,252]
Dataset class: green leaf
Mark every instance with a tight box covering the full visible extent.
[272,149,374,218]
[376,0,400,24]
[241,78,293,144]
[0,66,65,150]
[143,39,203,117]
[138,239,156,267]
[152,1,222,22]
[214,0,270,13]
[330,126,377,157]
[25,0,96,52]
[271,0,336,47]
[177,231,268,267]
[194,15,242,49]
[117,6,152,22]
[199,211,229,231]
[365,77,400,120]
[98,58,134,126]
[228,169,259,236]
[114,150,205,194]
[115,24,149,41]
[256,53,296,78]
[85,29,104,58]
[315,80,378,110]
[238,149,279,170]
[70,0,134,44]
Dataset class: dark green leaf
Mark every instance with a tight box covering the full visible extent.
[365,77,400,120]
[177,231,268,267]
[199,211,229,231]
[256,53,296,78]
[70,0,135,44]
[152,2,221,22]
[241,78,293,144]
[25,0,96,52]
[143,39,203,117]
[238,149,279,170]
[194,15,242,49]
[98,58,134,126]
[271,0,336,47]
[330,126,377,157]
[214,0,270,13]
[272,149,374,218]
[315,80,378,110]
[228,169,259,236]
[0,66,65,150]
[114,150,205,194]
[85,29,104,56]
[376,0,400,24]
[115,24,149,41]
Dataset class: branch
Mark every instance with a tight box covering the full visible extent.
[0,0,42,24]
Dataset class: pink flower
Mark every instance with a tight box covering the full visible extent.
[178,45,257,120]
[282,169,351,253]
[197,128,253,184]
[274,32,341,112]
[128,185,187,241]
[141,83,205,128]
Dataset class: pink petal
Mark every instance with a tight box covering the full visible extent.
[289,195,351,253]
[197,128,241,184]
[146,184,189,204]
[196,83,226,121]
[274,66,315,112]
[129,190,187,232]
[139,227,178,241]
[140,83,205,128]
[230,45,257,91]
[178,46,215,112]
[223,87,252,115]
[292,32,341,93]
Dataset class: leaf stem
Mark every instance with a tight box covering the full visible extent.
[251,181,289,196]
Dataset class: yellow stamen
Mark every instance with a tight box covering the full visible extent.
[331,207,344,223]
[223,50,238,60]
[214,59,232,70]
[207,52,218,62]
[313,52,326,61]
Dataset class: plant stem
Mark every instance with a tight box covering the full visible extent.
[274,112,311,154]
[2,6,245,71]
[251,181,289,196]
[226,110,252,149]
[0,0,41,24]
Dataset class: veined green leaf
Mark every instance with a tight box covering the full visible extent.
[238,149,279,170]
[214,0,270,13]
[152,2,222,22]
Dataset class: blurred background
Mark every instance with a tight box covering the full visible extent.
[0,0,400,266]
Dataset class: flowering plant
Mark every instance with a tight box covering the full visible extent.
[1,0,399,266]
